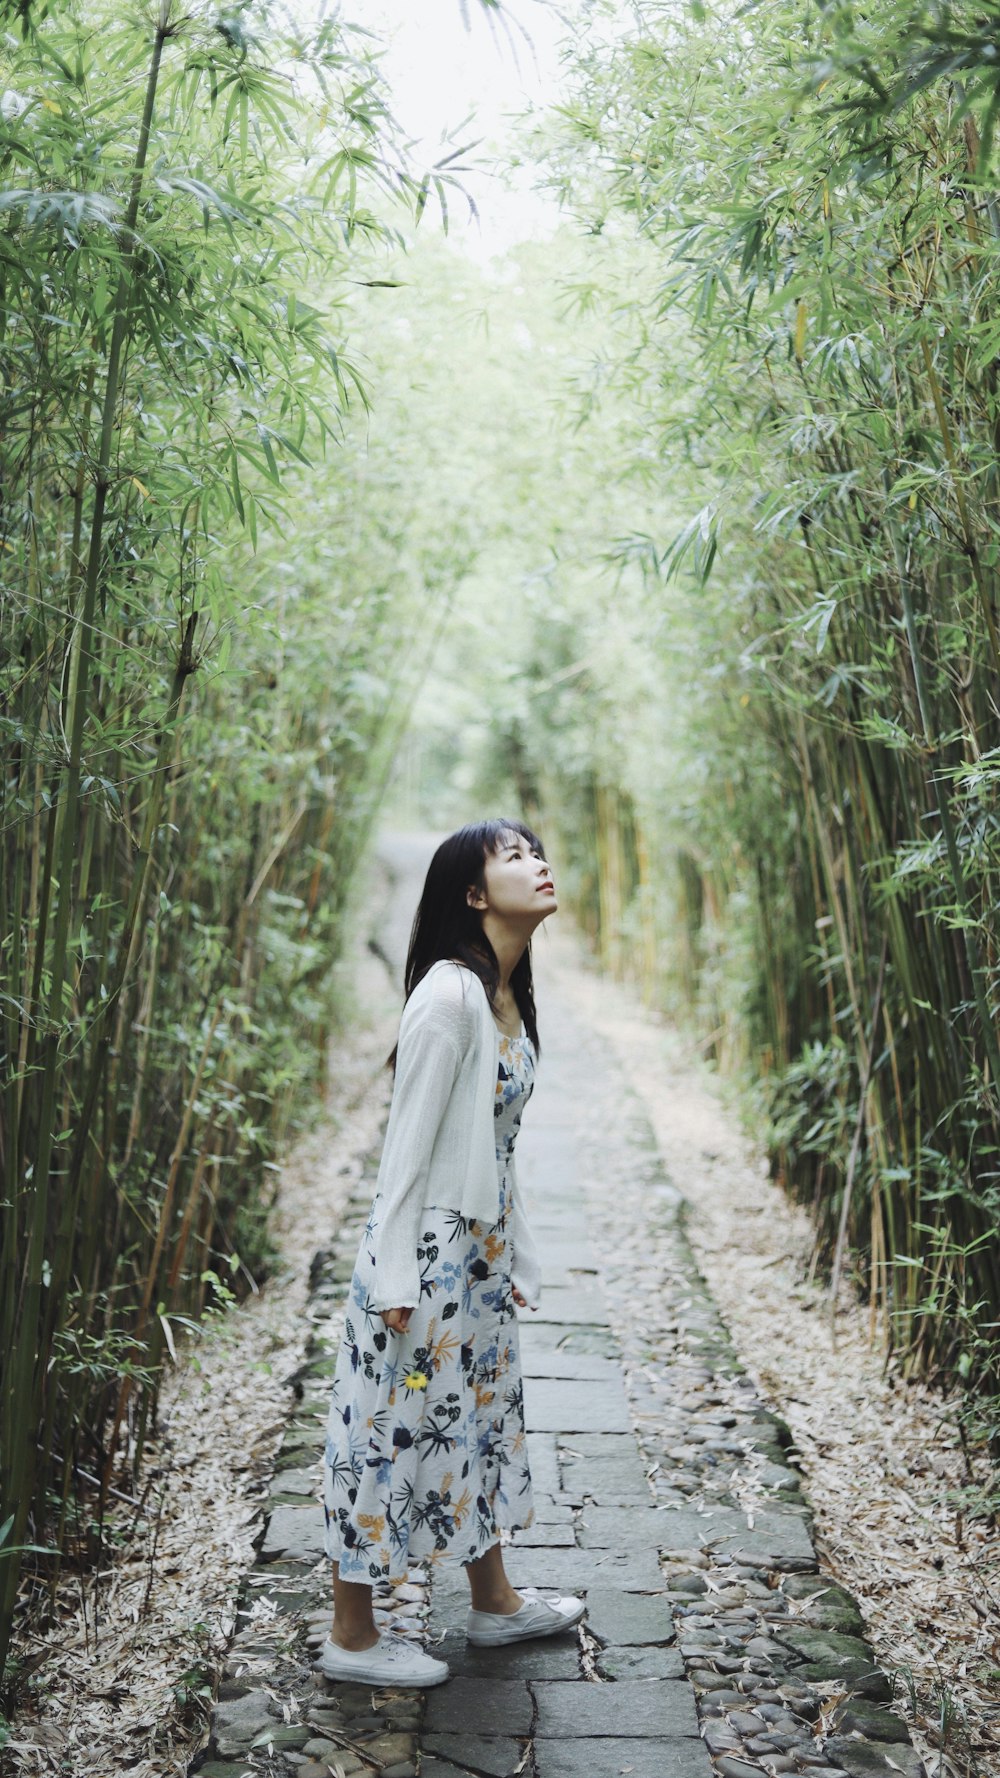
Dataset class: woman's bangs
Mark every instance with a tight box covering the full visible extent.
[483,818,546,860]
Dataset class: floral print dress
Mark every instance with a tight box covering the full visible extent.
[322,1033,536,1581]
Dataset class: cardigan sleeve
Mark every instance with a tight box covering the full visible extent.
[507,1151,542,1310]
[369,969,474,1312]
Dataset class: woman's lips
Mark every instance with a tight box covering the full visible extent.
[537,882,555,894]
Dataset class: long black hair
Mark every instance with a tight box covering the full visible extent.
[391,818,546,1067]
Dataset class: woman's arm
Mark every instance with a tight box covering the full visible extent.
[369,976,470,1314]
[507,1153,541,1311]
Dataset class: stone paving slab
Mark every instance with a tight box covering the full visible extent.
[527,1287,609,1325]
[529,1500,576,1525]
[519,1321,620,1357]
[575,1504,666,1548]
[535,1737,717,1778]
[550,1431,646,1456]
[577,1501,816,1563]
[520,1350,621,1381]
[523,1430,561,1495]
[522,1377,632,1432]
[559,1477,652,1505]
[544,1429,637,1457]
[433,1628,582,1680]
[582,1585,678,1646]
[256,1504,328,1564]
[422,1735,526,1775]
[265,1465,318,1498]
[503,1545,666,1590]
[597,1645,686,1679]
[558,1449,650,1498]
[533,1678,701,1737]
[539,1264,598,1289]
[423,1678,533,1736]
[508,1519,578,1547]
[824,1736,926,1777]
[537,1240,597,1269]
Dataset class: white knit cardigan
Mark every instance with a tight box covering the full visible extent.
[367,959,542,1314]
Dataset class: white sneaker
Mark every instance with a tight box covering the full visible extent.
[467,1587,586,1646]
[314,1631,450,1687]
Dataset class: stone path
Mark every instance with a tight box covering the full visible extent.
[190,834,929,1778]
[420,1084,711,1778]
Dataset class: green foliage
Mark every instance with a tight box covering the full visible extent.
[508,0,1000,1431]
[0,0,470,1684]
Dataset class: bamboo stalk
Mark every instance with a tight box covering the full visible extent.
[829,932,888,1342]
[123,918,161,1169]
[0,4,174,1662]
[100,992,223,1504]
[919,337,1000,683]
[894,528,1000,1094]
[165,1115,218,1302]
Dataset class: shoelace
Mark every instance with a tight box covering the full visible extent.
[379,1634,432,1663]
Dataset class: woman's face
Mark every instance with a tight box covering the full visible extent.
[471,830,557,925]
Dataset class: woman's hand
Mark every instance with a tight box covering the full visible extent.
[512,1287,531,1310]
[381,1307,413,1334]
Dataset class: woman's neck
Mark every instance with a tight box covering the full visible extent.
[478,917,528,993]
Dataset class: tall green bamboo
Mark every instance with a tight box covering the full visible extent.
[513,0,1000,1431]
[0,0,478,1686]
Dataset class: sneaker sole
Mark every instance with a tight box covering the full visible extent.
[467,1602,587,1646]
[313,1655,450,1687]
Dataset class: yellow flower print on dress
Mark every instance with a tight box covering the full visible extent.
[404,1369,428,1391]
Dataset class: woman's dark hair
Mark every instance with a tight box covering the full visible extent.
[389,818,546,1067]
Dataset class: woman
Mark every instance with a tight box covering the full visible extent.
[316,819,584,1687]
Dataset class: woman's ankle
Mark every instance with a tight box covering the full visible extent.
[469,1583,523,1616]
[331,1566,378,1648]
[329,1622,380,1651]
[465,1544,523,1616]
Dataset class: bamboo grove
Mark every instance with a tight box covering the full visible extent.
[7,0,1000,1707]
[502,0,1000,1456]
[0,0,480,1681]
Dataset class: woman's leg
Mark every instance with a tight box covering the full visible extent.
[465,1542,524,1615]
[331,1568,379,1649]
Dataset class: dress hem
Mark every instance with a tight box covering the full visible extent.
[324,1519,535,1587]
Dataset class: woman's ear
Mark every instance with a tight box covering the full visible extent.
[466,882,487,911]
